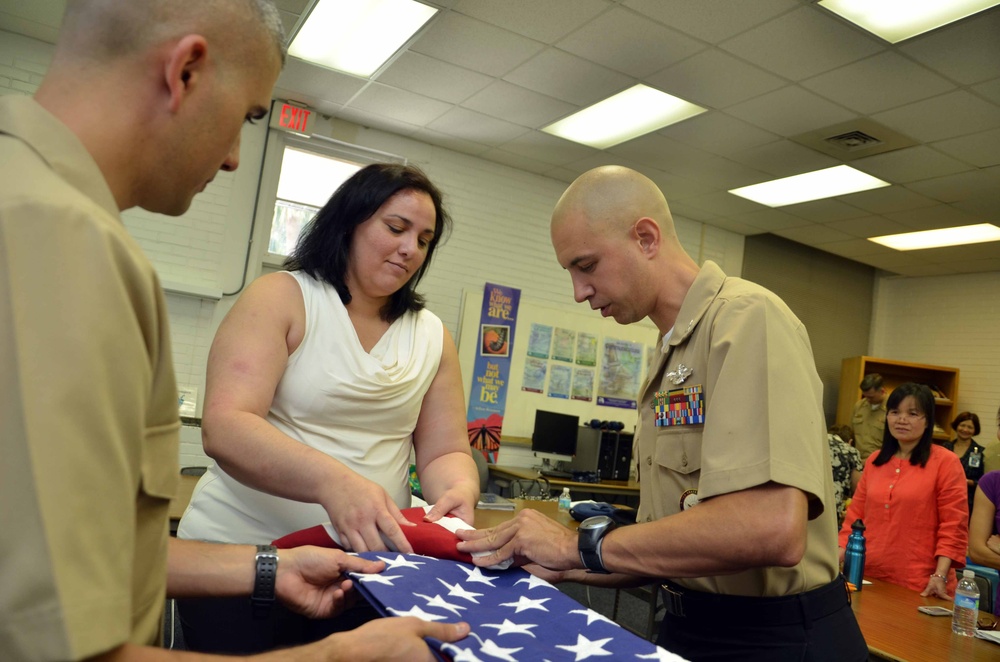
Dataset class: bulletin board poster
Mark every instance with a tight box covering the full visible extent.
[466,283,521,463]
[597,338,643,409]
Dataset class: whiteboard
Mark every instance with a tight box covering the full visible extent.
[457,288,660,440]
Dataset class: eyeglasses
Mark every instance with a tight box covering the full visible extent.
[887,410,925,421]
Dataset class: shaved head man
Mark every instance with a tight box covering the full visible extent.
[0,1,467,660]
[460,166,868,662]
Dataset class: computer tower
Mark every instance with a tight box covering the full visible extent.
[569,426,601,473]
[597,431,634,481]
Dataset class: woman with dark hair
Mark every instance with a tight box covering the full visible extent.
[838,383,968,598]
[177,164,479,652]
[943,411,985,515]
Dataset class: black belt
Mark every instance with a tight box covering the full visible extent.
[660,576,851,626]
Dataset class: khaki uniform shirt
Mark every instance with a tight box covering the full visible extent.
[0,97,180,660]
[852,399,886,461]
[636,261,839,597]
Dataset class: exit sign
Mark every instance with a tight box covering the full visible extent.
[269,100,314,135]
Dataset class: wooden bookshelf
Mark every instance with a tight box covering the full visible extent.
[837,356,960,442]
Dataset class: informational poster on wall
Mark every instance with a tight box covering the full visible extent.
[458,289,658,443]
[465,283,521,463]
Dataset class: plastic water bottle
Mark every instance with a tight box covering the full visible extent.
[558,487,571,512]
[952,569,980,636]
[843,519,866,591]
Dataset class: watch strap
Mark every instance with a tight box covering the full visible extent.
[251,544,278,619]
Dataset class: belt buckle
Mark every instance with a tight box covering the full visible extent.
[661,583,685,617]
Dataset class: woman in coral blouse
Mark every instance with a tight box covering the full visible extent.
[838,382,968,597]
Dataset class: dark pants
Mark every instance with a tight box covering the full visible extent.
[656,577,869,662]
[176,597,379,654]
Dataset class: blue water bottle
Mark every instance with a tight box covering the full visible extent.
[843,519,866,591]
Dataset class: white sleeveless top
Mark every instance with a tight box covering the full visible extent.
[178,271,443,543]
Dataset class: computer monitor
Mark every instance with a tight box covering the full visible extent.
[531,410,578,469]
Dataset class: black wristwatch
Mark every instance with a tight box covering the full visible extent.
[251,544,279,619]
[578,515,616,573]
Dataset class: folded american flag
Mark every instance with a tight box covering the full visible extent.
[349,551,687,662]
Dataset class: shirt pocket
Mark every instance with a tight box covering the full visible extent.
[141,422,180,500]
[653,429,702,475]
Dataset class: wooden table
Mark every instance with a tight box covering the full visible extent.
[850,577,996,661]
[474,501,999,661]
[488,464,640,498]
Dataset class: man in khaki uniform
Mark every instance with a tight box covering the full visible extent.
[852,373,887,462]
[458,166,867,661]
[0,1,467,660]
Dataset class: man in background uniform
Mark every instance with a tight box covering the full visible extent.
[852,373,887,462]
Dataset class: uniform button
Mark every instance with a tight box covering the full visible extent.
[645,515,652,522]
[681,457,688,467]
[646,457,652,466]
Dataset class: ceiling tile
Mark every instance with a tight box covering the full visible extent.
[426,106,529,143]
[839,186,939,214]
[800,51,955,115]
[494,130,598,166]
[334,106,420,137]
[556,6,705,78]
[821,238,896,258]
[276,59,367,106]
[479,148,560,176]
[503,48,634,106]
[905,169,998,204]
[725,208,809,232]
[887,263,960,277]
[884,203,982,231]
[645,49,787,110]
[410,12,544,77]
[898,9,1000,85]
[933,127,1000,168]
[376,52,493,104]
[773,224,854,244]
[948,257,1000,273]
[542,166,581,183]
[872,90,1000,143]
[272,0,309,12]
[974,77,1000,105]
[668,200,720,223]
[851,145,973,184]
[623,0,799,45]
[727,139,838,178]
[607,133,715,176]
[410,127,491,157]
[461,81,576,129]
[726,85,856,137]
[681,191,766,216]
[661,112,781,157]
[699,216,767,235]
[453,0,610,44]
[720,6,883,82]
[823,215,912,239]
[346,82,453,126]
[919,242,1000,263]
[779,199,870,223]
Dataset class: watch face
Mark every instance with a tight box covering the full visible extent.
[580,515,613,531]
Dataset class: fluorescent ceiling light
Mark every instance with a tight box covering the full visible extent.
[289,0,437,77]
[729,165,890,207]
[818,0,1000,43]
[542,84,707,149]
[869,223,1000,250]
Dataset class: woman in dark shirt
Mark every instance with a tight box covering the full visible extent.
[943,411,985,516]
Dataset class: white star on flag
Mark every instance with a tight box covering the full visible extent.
[348,552,687,661]
[353,573,402,586]
[481,618,538,637]
[500,595,550,613]
[556,634,614,660]
[458,564,499,586]
[377,553,425,570]
[414,592,466,617]
[437,577,484,603]
[387,604,447,621]
[570,608,617,626]
[515,574,556,590]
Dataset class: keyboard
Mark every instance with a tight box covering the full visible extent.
[539,468,574,479]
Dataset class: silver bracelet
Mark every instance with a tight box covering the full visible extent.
[930,573,946,581]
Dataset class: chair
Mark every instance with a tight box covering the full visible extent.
[966,561,998,614]
[612,583,661,641]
